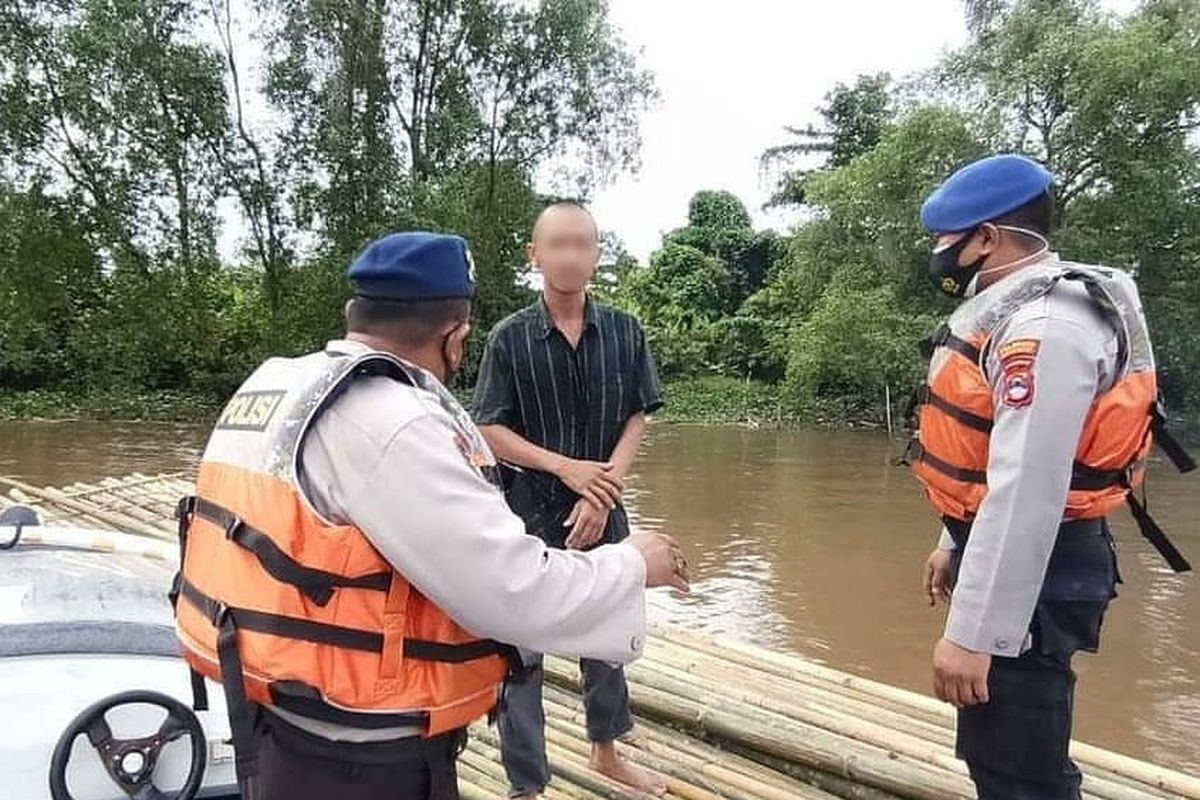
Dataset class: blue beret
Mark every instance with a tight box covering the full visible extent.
[347,232,475,300]
[921,154,1054,233]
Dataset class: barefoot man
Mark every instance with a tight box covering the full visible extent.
[473,202,671,797]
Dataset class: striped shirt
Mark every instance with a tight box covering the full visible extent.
[472,296,664,518]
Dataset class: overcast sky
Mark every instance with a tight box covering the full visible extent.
[586,0,969,261]
[218,0,1140,264]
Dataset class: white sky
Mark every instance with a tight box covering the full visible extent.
[587,0,969,261]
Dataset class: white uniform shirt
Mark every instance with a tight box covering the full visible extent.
[273,340,647,741]
[938,257,1120,657]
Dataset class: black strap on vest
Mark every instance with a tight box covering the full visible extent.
[177,496,392,607]
[914,384,994,434]
[179,577,384,651]
[908,440,1139,496]
[189,669,209,713]
[1151,406,1197,474]
[1126,492,1192,573]
[906,442,989,484]
[921,324,982,363]
[169,501,210,714]
[217,612,258,782]
[1067,462,1127,492]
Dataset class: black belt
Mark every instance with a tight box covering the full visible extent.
[259,707,467,767]
[943,516,1104,549]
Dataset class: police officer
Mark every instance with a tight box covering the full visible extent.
[173,232,690,800]
[909,155,1192,799]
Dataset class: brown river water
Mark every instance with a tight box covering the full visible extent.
[2,420,1197,774]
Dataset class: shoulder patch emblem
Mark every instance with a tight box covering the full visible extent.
[998,338,1040,362]
[998,338,1039,409]
[454,432,496,470]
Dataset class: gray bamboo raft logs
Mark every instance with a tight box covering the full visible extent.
[4,472,1198,800]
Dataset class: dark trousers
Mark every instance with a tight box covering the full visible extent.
[950,519,1119,800]
[238,710,464,800]
[499,656,635,795]
[499,503,635,796]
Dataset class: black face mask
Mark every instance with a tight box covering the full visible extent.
[929,231,987,298]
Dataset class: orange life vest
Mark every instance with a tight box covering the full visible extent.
[906,262,1193,571]
[172,347,514,776]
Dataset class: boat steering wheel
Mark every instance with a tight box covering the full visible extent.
[49,690,207,800]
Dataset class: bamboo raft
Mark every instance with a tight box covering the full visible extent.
[2,472,1198,800]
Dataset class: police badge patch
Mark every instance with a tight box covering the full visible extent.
[998,338,1039,409]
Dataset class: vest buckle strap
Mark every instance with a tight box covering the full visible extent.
[223,514,245,541]
[209,600,231,628]
[175,496,197,521]
[1151,403,1197,474]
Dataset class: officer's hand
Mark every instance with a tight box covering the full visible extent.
[923,548,954,607]
[564,498,608,551]
[555,458,623,510]
[628,533,691,594]
[932,637,991,708]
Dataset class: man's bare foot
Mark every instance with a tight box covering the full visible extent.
[590,741,667,797]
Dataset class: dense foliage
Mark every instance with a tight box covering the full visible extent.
[2,0,1199,429]
[0,0,653,397]
[621,0,1200,422]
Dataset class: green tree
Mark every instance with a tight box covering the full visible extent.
[762,72,894,207]
[664,190,779,305]
[1,0,232,270]
[945,0,1200,407]
[262,0,654,331]
[753,107,988,336]
[0,184,102,387]
[785,282,936,415]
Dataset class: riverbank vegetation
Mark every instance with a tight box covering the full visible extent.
[2,1,1199,431]
[614,1,1200,428]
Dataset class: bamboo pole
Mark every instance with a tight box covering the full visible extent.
[59,471,188,498]
[643,640,956,748]
[457,751,515,796]
[4,486,114,531]
[540,684,883,800]
[620,671,1149,800]
[616,658,971,778]
[641,642,1178,799]
[64,480,174,533]
[546,662,975,800]
[657,629,954,725]
[1072,742,1200,799]
[540,700,839,800]
[89,477,171,515]
[653,631,1200,799]
[0,475,168,539]
[472,724,649,800]
[466,725,613,800]
[539,718,730,800]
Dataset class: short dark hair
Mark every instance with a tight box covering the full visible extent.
[994,188,1056,238]
[344,296,470,346]
[534,200,599,239]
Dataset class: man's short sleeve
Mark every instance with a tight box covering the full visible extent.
[633,322,665,415]
[472,330,517,427]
